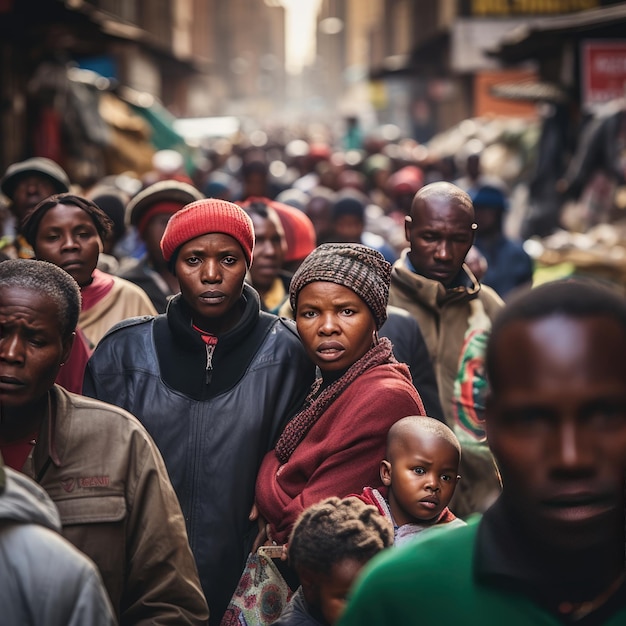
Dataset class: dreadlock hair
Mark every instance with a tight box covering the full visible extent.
[486,278,626,395]
[288,496,393,575]
[22,193,113,249]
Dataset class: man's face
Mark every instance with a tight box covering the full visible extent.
[248,213,285,292]
[486,314,626,552]
[0,285,71,415]
[11,175,57,225]
[405,196,474,286]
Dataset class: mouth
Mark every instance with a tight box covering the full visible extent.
[198,290,227,304]
[419,496,440,509]
[315,341,345,362]
[539,492,615,523]
[429,267,453,280]
[0,375,25,389]
[61,260,83,271]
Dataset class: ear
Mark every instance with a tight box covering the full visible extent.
[380,459,392,486]
[404,215,412,242]
[60,332,75,366]
[298,567,320,605]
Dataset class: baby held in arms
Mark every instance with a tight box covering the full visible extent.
[355,415,465,546]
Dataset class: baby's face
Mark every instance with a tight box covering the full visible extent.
[383,431,460,526]
[309,557,365,625]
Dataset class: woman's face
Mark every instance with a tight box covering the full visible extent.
[175,232,247,332]
[295,281,376,373]
[34,203,102,287]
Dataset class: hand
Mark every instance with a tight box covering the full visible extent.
[249,503,269,553]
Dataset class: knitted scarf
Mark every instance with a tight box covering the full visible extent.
[274,337,395,464]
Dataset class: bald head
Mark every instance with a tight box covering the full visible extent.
[410,182,474,222]
[386,415,461,462]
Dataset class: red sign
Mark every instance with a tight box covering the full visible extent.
[582,40,626,108]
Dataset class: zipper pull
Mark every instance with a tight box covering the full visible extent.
[205,342,216,385]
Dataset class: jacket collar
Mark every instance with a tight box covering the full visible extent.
[165,283,260,350]
[33,386,67,471]
[395,249,480,310]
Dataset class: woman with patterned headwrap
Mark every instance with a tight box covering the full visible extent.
[253,243,427,548]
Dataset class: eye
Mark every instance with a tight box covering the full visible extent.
[413,467,425,476]
[222,256,238,266]
[506,407,553,432]
[585,402,626,429]
[341,308,355,316]
[185,256,200,266]
[441,474,452,482]
[300,310,317,319]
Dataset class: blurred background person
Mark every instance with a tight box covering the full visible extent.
[22,193,156,350]
[471,185,533,299]
[241,198,292,314]
[119,180,204,313]
[0,157,70,259]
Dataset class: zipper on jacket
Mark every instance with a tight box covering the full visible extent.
[205,342,215,385]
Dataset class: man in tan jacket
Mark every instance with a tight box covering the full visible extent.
[388,181,504,518]
[0,259,209,625]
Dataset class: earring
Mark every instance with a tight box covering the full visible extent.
[372,330,380,346]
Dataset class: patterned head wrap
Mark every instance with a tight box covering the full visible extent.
[289,243,391,329]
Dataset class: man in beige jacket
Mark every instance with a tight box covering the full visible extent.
[388,181,504,518]
[0,258,209,625]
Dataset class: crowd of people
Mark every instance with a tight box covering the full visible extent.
[0,134,624,626]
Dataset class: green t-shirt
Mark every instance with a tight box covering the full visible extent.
[339,517,626,626]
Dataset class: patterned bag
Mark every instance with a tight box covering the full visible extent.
[220,546,294,626]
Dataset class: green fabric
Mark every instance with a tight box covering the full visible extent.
[338,516,626,626]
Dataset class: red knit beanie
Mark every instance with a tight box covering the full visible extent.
[160,198,255,266]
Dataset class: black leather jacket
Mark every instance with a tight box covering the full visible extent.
[84,285,315,625]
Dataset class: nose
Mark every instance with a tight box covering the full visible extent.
[554,421,592,473]
[0,333,24,365]
[433,239,452,262]
[60,233,79,251]
[425,473,441,492]
[318,312,339,335]
[200,259,222,284]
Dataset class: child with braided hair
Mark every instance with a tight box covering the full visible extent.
[273,496,393,626]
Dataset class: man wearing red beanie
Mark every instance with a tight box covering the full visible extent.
[84,198,316,625]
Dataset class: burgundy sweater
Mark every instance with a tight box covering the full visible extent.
[255,361,425,544]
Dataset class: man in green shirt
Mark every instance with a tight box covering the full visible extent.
[340,279,626,625]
